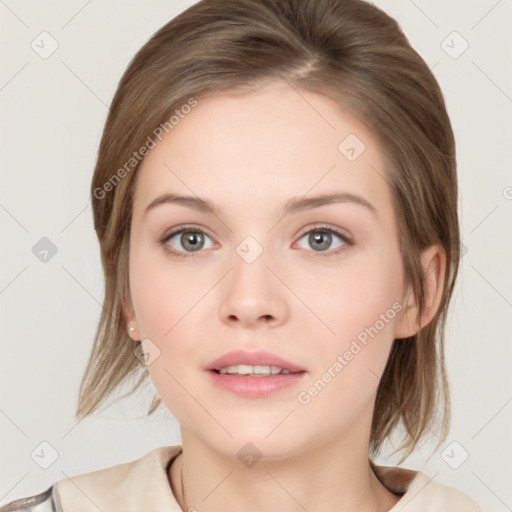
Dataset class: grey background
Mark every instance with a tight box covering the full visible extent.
[1,0,511,509]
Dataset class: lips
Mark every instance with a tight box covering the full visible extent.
[205,349,306,373]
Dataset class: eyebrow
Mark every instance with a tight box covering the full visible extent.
[144,192,378,218]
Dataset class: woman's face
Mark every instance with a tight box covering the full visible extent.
[127,80,413,460]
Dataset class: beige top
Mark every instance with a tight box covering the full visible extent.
[54,445,481,511]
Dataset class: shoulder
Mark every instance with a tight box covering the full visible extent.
[404,471,482,511]
[0,445,182,512]
[372,462,482,511]
[0,484,62,512]
[55,445,182,511]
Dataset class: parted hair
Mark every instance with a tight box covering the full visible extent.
[77,0,459,463]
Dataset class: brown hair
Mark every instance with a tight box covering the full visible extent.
[78,0,459,463]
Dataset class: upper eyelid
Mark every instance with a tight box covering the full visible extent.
[162,224,213,240]
[297,224,351,239]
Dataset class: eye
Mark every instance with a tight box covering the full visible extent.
[295,225,352,256]
[161,225,215,256]
[160,224,352,258]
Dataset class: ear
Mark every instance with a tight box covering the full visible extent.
[394,244,446,339]
[124,295,140,341]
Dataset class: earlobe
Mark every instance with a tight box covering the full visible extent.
[393,245,446,339]
[127,323,138,338]
[124,296,140,340]
[393,285,417,340]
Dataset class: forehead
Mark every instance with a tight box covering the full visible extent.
[132,81,393,220]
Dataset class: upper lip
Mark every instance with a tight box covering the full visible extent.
[205,350,306,373]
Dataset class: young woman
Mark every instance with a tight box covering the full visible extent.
[1,0,482,510]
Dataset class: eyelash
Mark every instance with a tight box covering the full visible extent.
[160,224,353,258]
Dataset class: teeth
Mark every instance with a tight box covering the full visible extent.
[218,364,293,376]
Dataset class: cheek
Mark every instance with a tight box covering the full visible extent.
[309,246,403,338]
[128,243,212,394]
[129,241,200,340]
[129,253,205,420]
[131,278,178,339]
[303,248,403,398]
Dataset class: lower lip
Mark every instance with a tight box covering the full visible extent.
[206,370,307,397]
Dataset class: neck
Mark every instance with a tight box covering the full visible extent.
[168,434,401,512]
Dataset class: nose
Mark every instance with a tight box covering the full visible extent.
[218,247,289,329]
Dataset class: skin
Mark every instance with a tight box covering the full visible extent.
[125,80,446,512]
